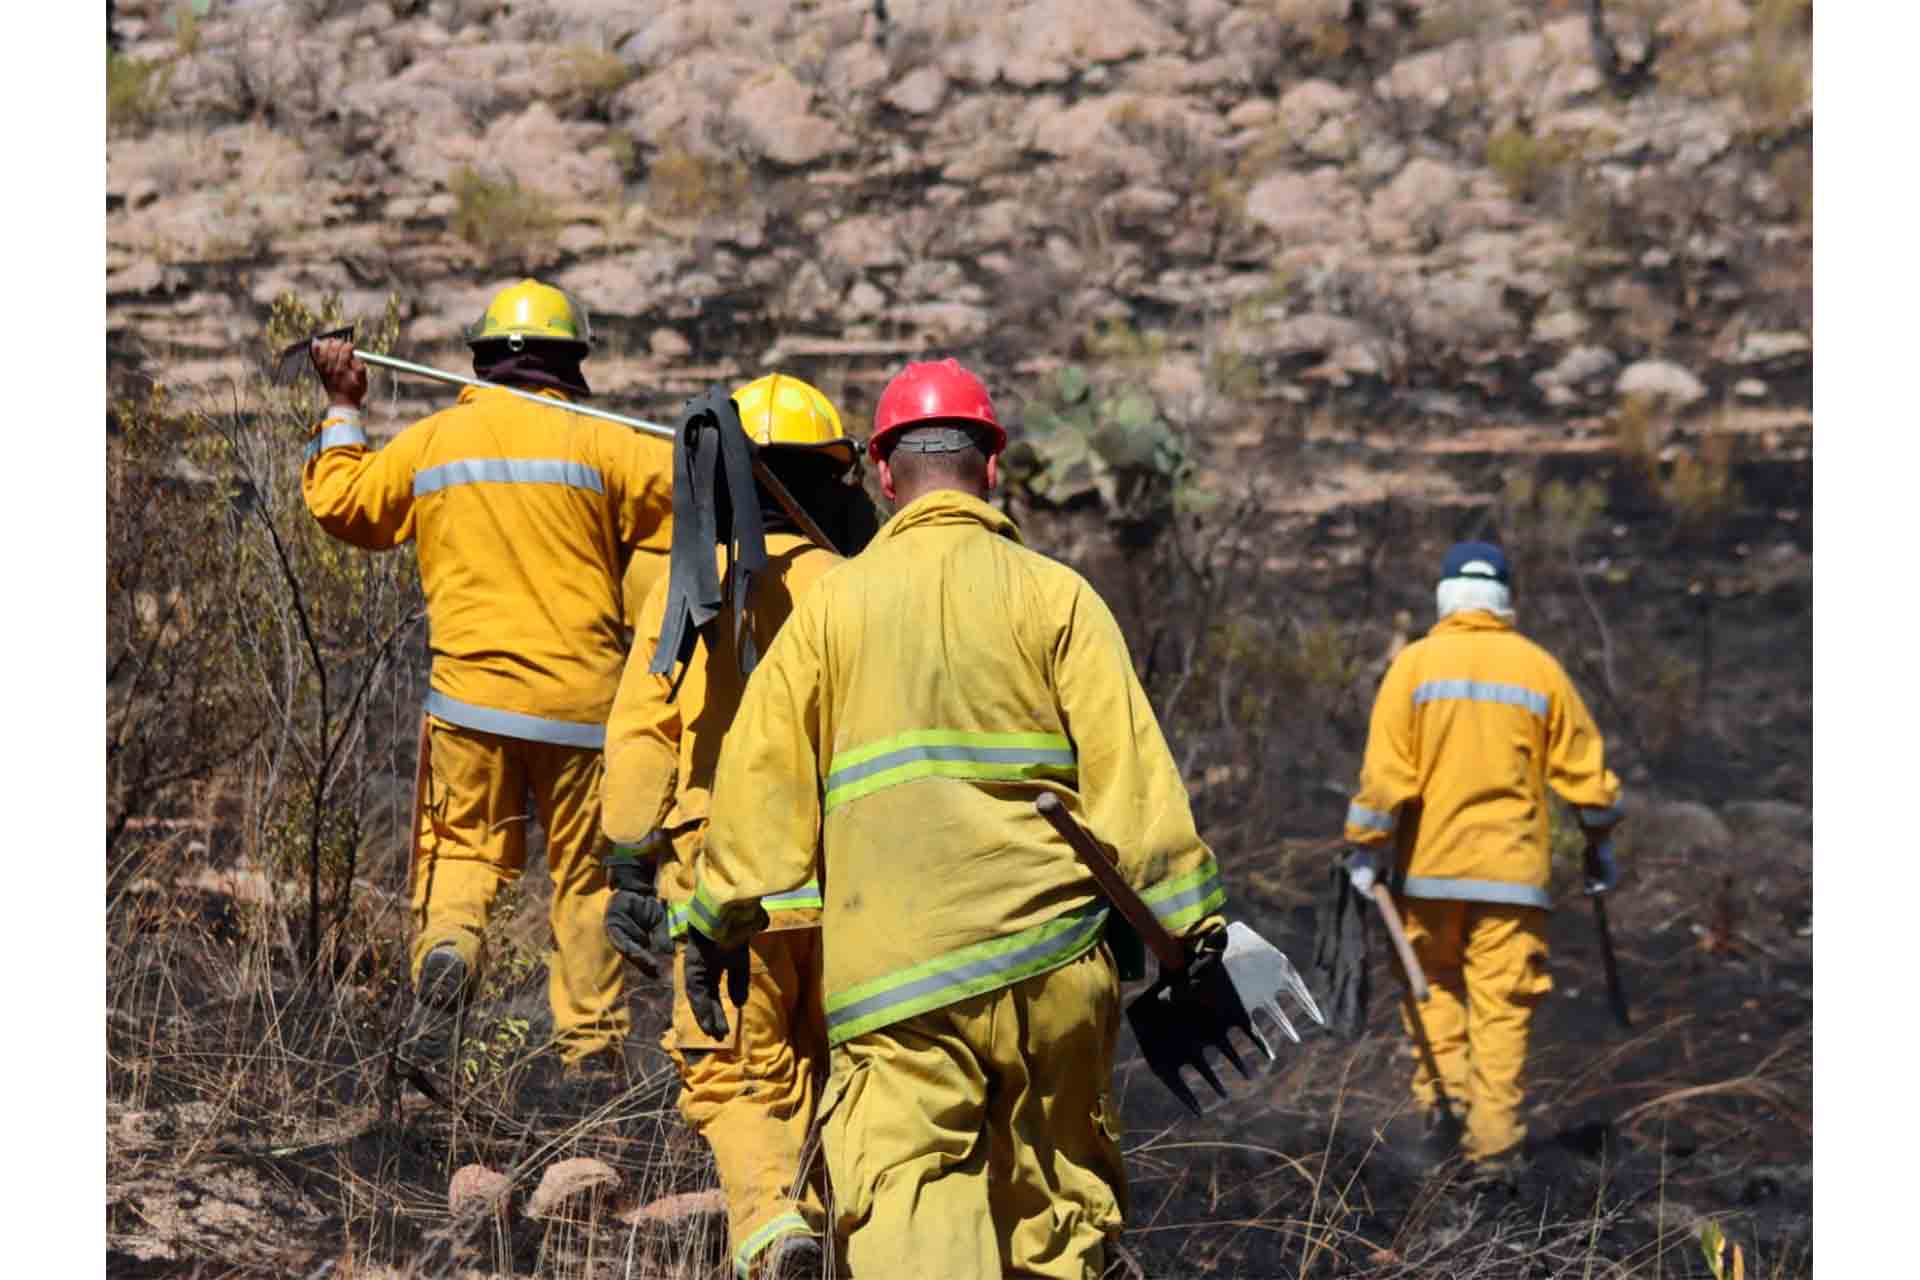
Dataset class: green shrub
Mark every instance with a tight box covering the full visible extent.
[1485,125,1581,203]
[646,145,751,221]
[449,166,560,256]
[107,52,170,133]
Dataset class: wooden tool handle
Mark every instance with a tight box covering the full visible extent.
[1369,882,1431,1002]
[1034,792,1186,973]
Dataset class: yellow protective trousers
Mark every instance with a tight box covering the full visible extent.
[1397,898,1552,1161]
[665,930,828,1278]
[820,946,1126,1280]
[412,715,628,1063]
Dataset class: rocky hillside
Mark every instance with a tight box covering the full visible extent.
[107,0,1810,449]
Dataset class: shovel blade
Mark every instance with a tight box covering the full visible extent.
[1221,920,1326,1046]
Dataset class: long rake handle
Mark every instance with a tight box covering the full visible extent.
[1369,883,1430,1002]
[1034,792,1186,973]
[349,348,843,556]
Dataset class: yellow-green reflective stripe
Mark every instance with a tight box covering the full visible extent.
[824,902,1107,1046]
[667,902,690,939]
[1141,861,1227,932]
[830,729,1073,775]
[734,1212,813,1278]
[826,757,1077,811]
[765,879,823,911]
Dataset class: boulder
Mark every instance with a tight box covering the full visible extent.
[480,102,621,203]
[1534,345,1619,391]
[886,65,949,116]
[728,66,852,166]
[1632,799,1734,856]
[1616,359,1707,409]
[448,1165,511,1219]
[527,1157,619,1220]
[1244,171,1359,245]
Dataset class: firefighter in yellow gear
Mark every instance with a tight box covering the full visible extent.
[601,373,870,1280]
[301,279,673,1073]
[685,359,1228,1280]
[1343,541,1623,1167]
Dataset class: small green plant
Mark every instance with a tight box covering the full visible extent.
[1485,125,1581,202]
[550,45,633,118]
[1665,429,1743,537]
[107,52,171,133]
[1699,1219,1746,1280]
[449,166,560,256]
[606,130,637,179]
[170,1,208,56]
[1736,0,1811,138]
[645,144,751,221]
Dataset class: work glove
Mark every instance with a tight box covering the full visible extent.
[603,852,672,979]
[1342,846,1379,895]
[683,929,751,1040]
[1582,837,1620,896]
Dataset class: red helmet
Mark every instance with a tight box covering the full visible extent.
[869,358,1006,463]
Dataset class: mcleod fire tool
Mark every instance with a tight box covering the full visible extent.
[1034,793,1324,1116]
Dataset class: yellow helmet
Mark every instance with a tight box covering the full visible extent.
[731,373,857,472]
[466,278,594,351]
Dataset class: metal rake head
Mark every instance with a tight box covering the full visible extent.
[1125,923,1328,1117]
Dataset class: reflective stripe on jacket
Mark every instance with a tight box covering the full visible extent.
[301,388,672,743]
[1344,610,1622,908]
[694,490,1226,1046]
[602,532,842,935]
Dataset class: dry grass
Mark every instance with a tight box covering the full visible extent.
[449,167,561,259]
[644,145,752,223]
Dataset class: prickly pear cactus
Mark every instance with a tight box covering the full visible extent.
[1005,365,1193,540]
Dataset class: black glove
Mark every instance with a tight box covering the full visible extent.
[683,929,751,1040]
[604,856,672,979]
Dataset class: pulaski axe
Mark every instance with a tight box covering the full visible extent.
[1034,793,1325,1116]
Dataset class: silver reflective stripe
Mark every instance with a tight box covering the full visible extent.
[1412,679,1549,718]
[1402,875,1552,909]
[1347,802,1396,833]
[1577,804,1623,828]
[764,881,824,911]
[425,690,605,749]
[303,421,368,460]
[734,1212,812,1279]
[413,457,606,497]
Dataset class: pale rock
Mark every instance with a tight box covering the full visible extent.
[1045,234,1086,276]
[728,66,851,166]
[952,199,1026,254]
[1531,310,1589,344]
[448,1165,511,1219]
[127,180,161,210]
[1118,55,1199,95]
[1733,378,1768,399]
[481,102,621,203]
[1737,331,1811,365]
[1658,0,1752,43]
[1149,356,1209,411]
[1616,359,1707,409]
[527,1158,619,1220]
[886,65,949,116]
[1225,100,1277,130]
[1409,275,1518,350]
[1101,186,1181,230]
[825,39,892,98]
[109,260,184,297]
[552,252,680,317]
[820,216,903,271]
[1534,345,1619,391]
[1244,171,1357,244]
[617,7,714,73]
[782,261,839,321]
[648,327,692,360]
[1369,158,1471,234]
[1276,80,1357,148]
[1543,385,1579,407]
[1720,800,1812,844]
[555,218,612,257]
[1633,799,1734,855]
[844,279,889,319]
[897,301,990,344]
[621,1188,726,1227]
[1267,0,1348,32]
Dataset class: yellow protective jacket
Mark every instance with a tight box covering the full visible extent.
[1344,610,1623,908]
[302,386,673,745]
[693,490,1226,1047]
[602,531,842,938]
